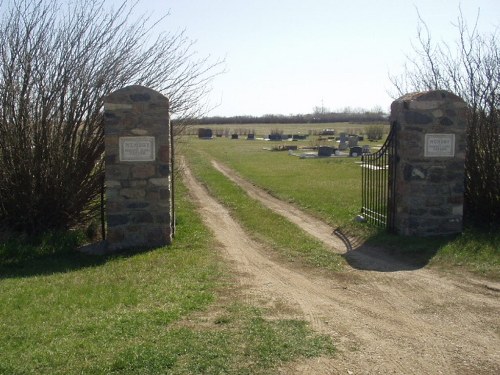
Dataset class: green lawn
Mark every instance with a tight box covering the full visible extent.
[0,181,335,374]
[184,148,345,272]
[183,136,372,235]
[0,121,497,373]
[182,131,499,279]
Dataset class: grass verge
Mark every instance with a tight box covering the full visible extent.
[430,229,500,279]
[353,228,499,279]
[184,148,345,273]
[183,135,499,279]
[183,136,376,236]
[0,180,334,374]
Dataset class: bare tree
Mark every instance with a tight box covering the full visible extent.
[0,0,223,234]
[390,10,500,226]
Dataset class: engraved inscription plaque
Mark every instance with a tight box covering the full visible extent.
[119,136,155,161]
[424,134,455,157]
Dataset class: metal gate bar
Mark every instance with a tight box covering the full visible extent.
[361,123,397,231]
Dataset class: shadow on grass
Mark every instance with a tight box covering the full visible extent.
[334,228,454,272]
[0,241,156,280]
[0,249,110,280]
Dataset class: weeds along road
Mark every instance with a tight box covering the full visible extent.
[182,158,500,375]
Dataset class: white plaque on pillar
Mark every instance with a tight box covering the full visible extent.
[424,134,455,157]
[119,136,155,161]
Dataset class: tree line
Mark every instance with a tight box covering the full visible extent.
[190,110,387,125]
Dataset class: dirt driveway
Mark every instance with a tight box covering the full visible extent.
[183,159,500,374]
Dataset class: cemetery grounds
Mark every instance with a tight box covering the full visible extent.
[0,122,498,374]
[181,122,500,374]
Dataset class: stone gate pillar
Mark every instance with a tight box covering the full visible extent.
[390,90,467,236]
[104,85,173,251]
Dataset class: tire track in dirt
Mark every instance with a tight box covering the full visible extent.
[211,160,419,273]
[183,158,500,374]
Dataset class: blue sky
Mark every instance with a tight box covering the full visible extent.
[123,0,499,116]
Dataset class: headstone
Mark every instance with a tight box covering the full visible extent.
[318,146,334,157]
[338,141,348,150]
[349,146,363,157]
[348,136,359,147]
[231,134,239,139]
[104,85,173,252]
[320,128,335,135]
[268,134,281,141]
[198,128,213,139]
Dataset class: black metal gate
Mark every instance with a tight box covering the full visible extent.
[361,123,397,231]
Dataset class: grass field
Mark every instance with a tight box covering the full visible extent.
[180,127,383,237]
[184,148,345,272]
[0,181,335,374]
[181,123,499,279]
[0,121,497,373]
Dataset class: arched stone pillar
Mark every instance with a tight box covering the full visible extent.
[390,90,467,236]
[103,85,173,251]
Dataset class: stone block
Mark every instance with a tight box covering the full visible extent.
[130,92,151,102]
[106,103,134,110]
[106,180,122,188]
[107,165,130,180]
[130,128,149,135]
[147,227,171,245]
[105,135,119,147]
[425,195,444,207]
[159,145,170,162]
[146,191,160,200]
[149,177,169,186]
[106,154,116,164]
[428,166,445,183]
[130,180,147,188]
[121,188,146,199]
[158,164,170,176]
[106,201,123,211]
[107,228,125,243]
[105,188,120,199]
[108,214,129,227]
[404,111,433,124]
[132,164,156,179]
[439,117,454,126]
[159,189,170,200]
[127,202,150,209]
[155,213,171,223]
[409,100,441,110]
[131,211,154,224]
[430,208,450,216]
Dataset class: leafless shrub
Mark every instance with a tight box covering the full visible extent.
[0,0,223,234]
[366,125,384,141]
[390,10,500,226]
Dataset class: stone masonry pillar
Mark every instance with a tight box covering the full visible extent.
[390,90,467,236]
[104,85,173,251]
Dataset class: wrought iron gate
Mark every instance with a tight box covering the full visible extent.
[361,123,397,231]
